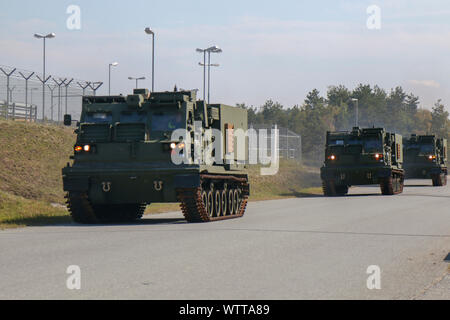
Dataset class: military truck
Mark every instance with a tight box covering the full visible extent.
[403,134,447,186]
[62,89,249,223]
[320,127,404,196]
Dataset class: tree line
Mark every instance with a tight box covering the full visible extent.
[238,84,450,163]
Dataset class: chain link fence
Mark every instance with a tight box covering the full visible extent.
[0,64,103,123]
[249,124,302,162]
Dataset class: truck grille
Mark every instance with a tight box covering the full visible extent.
[114,123,146,142]
[80,124,111,143]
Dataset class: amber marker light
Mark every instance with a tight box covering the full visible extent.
[74,146,82,152]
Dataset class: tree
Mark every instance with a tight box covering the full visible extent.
[431,100,449,139]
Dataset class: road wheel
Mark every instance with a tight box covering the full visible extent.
[207,191,214,217]
[221,190,227,216]
[228,189,235,215]
[233,189,240,214]
[214,190,221,217]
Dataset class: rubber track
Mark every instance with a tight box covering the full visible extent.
[380,173,404,195]
[177,175,249,223]
[65,192,146,223]
[65,192,98,223]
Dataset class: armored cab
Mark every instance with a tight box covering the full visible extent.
[62,89,249,223]
[403,134,447,186]
[320,127,404,196]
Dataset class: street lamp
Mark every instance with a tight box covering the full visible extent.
[108,62,118,95]
[34,32,55,121]
[144,27,155,92]
[197,46,222,103]
[351,98,359,127]
[128,76,146,89]
[198,62,220,104]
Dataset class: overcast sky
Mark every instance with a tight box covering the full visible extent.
[1,0,450,110]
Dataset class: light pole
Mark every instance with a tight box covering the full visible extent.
[351,98,359,127]
[144,27,155,92]
[128,76,146,89]
[108,62,118,95]
[34,33,55,121]
[207,46,221,104]
[196,48,207,101]
[197,46,222,103]
[198,62,220,104]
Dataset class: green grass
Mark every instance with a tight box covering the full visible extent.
[0,119,76,204]
[0,120,322,229]
[0,191,70,229]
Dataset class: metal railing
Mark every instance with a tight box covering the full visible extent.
[0,101,37,121]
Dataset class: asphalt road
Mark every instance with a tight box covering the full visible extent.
[0,179,449,300]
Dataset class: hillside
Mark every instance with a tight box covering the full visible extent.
[0,120,320,229]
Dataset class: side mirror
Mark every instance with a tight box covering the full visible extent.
[63,114,72,126]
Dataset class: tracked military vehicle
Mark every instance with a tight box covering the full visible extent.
[62,89,249,223]
[320,127,404,196]
[403,134,447,186]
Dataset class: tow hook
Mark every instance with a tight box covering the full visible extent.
[102,182,111,192]
[154,180,163,191]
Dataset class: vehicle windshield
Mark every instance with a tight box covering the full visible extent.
[329,139,345,146]
[363,137,382,153]
[406,143,434,155]
[120,112,147,123]
[151,113,184,131]
[84,112,112,123]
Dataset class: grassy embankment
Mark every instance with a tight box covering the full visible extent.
[0,120,321,229]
